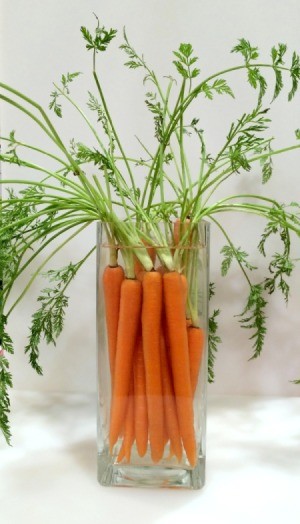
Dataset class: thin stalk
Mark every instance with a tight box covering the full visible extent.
[2,212,94,303]
[4,213,95,267]
[0,157,93,202]
[200,143,300,200]
[93,66,136,194]
[6,222,91,316]
[0,81,82,173]
[179,80,187,194]
[143,80,186,209]
[0,94,59,146]
[53,83,108,155]
[0,137,69,168]
[149,73,192,194]
[142,63,291,209]
[202,205,300,235]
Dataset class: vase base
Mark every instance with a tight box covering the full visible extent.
[97,451,205,489]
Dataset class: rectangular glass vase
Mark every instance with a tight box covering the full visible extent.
[96,221,209,489]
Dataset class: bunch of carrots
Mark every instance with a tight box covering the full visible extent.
[102,221,205,468]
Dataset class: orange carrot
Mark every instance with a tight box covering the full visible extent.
[109,278,142,449]
[163,271,197,467]
[117,444,126,463]
[117,380,135,463]
[163,421,169,448]
[142,271,164,463]
[160,334,182,462]
[136,270,146,282]
[133,335,148,457]
[102,265,124,378]
[188,326,205,395]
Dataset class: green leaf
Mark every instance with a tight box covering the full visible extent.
[221,245,257,276]
[49,90,62,118]
[179,43,193,58]
[264,252,294,302]
[231,38,259,63]
[208,309,221,383]
[173,60,189,78]
[271,43,287,101]
[258,74,267,102]
[258,207,294,302]
[145,95,164,142]
[262,158,273,183]
[248,67,259,88]
[0,353,13,445]
[24,260,86,375]
[295,129,300,139]
[271,43,287,67]
[247,67,267,102]
[200,82,213,99]
[173,43,200,79]
[191,68,200,78]
[61,71,81,94]
[80,26,94,49]
[209,282,216,299]
[239,284,267,359]
[81,21,117,53]
[212,78,235,98]
[124,60,142,69]
[272,68,283,101]
[120,28,145,70]
[0,316,14,355]
[288,51,300,101]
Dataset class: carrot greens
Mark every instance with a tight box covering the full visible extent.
[1,15,300,444]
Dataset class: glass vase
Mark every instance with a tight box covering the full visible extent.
[96,220,209,489]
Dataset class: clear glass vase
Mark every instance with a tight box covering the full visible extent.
[96,221,209,489]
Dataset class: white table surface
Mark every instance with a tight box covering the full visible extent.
[1,392,299,524]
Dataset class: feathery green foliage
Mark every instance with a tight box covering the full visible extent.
[1,20,300,442]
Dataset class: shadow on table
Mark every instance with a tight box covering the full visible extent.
[68,438,97,475]
[207,395,300,476]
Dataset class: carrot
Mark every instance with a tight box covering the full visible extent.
[163,271,197,467]
[136,270,146,282]
[102,265,124,378]
[133,335,148,457]
[117,380,135,462]
[116,444,126,463]
[188,326,205,395]
[134,243,156,276]
[142,271,164,463]
[109,278,142,449]
[160,334,182,462]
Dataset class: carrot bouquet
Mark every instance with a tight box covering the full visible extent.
[100,221,206,467]
[1,16,300,487]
